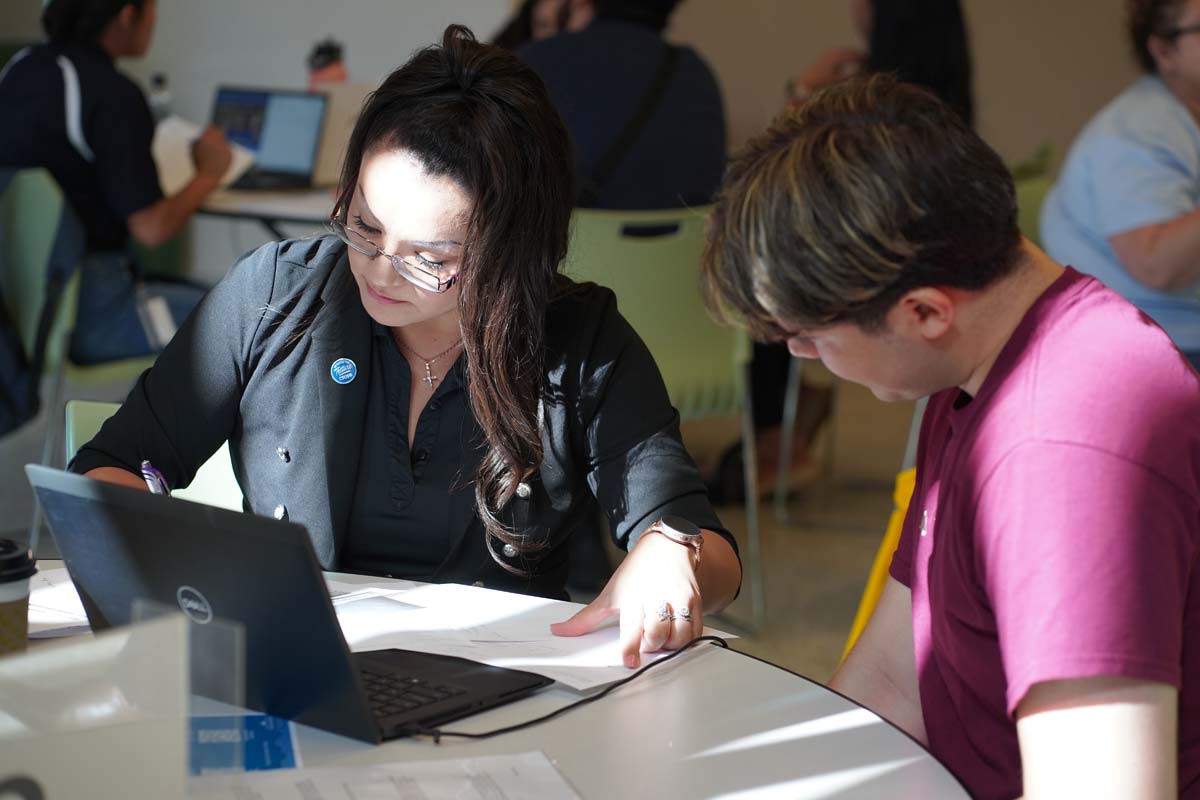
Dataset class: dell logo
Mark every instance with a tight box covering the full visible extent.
[176,585,213,625]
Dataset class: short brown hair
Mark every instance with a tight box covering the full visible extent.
[701,73,1021,339]
[1128,0,1188,72]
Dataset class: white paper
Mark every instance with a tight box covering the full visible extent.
[30,570,731,690]
[188,751,579,800]
[336,582,732,691]
[325,576,420,607]
[27,567,89,637]
[153,115,254,195]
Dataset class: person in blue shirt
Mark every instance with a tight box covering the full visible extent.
[514,0,726,210]
[1042,0,1200,366]
[0,0,231,364]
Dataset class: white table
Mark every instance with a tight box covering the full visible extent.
[200,188,333,239]
[30,565,967,798]
[289,572,968,799]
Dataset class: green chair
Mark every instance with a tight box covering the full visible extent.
[65,399,244,512]
[0,170,157,456]
[1008,142,1056,249]
[1,170,158,552]
[0,169,77,413]
[564,206,764,629]
[1009,141,1054,182]
[1015,174,1054,248]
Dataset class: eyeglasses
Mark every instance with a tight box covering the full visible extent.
[1165,22,1200,40]
[328,218,459,294]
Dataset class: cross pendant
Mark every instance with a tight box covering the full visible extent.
[423,362,437,389]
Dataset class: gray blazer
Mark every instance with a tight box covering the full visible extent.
[71,236,733,598]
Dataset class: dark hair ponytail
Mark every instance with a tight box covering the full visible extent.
[42,0,145,44]
[333,25,575,573]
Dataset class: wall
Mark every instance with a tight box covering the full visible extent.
[671,0,1139,164]
[1,0,42,41]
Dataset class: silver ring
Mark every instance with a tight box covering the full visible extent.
[655,602,671,623]
[672,607,692,622]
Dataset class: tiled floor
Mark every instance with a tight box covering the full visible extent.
[709,482,895,681]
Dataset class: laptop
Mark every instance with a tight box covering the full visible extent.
[25,465,553,744]
[211,86,328,191]
[313,81,373,188]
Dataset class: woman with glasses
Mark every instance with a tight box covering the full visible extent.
[1042,0,1200,368]
[70,25,742,667]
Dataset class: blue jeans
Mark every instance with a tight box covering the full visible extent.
[68,253,206,366]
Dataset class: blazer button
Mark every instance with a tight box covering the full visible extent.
[503,543,517,558]
[276,447,290,463]
[273,504,288,521]
[516,482,531,499]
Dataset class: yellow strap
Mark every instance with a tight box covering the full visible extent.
[842,467,917,661]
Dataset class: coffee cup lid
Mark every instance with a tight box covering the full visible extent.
[0,540,37,582]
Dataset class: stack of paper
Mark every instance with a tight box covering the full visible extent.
[333,581,731,691]
[27,567,89,638]
[152,115,255,195]
[188,751,579,799]
[29,569,731,689]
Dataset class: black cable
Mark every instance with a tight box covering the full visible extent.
[402,636,730,744]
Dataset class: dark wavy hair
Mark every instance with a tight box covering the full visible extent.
[867,0,974,127]
[333,25,575,573]
[1128,0,1189,72]
[702,74,1020,339]
[42,0,145,44]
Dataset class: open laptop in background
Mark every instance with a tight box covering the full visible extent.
[25,465,552,745]
[211,86,327,190]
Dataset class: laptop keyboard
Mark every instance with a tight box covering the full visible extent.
[360,669,469,719]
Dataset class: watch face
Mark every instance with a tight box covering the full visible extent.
[660,515,701,538]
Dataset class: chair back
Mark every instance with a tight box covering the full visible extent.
[1015,173,1054,248]
[0,168,83,379]
[563,207,747,419]
[65,399,245,512]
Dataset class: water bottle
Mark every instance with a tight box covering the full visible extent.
[148,73,173,122]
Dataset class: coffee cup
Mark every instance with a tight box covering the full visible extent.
[0,540,37,656]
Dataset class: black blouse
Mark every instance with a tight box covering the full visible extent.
[71,236,735,599]
[343,324,473,579]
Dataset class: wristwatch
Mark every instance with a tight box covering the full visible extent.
[646,515,704,567]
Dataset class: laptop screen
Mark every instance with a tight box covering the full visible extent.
[212,87,326,176]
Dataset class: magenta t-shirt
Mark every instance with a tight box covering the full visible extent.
[890,268,1200,799]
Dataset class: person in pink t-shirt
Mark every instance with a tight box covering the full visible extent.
[701,73,1200,799]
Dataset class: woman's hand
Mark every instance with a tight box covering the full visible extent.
[550,529,708,668]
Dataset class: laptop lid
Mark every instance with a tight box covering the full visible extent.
[25,465,553,744]
[313,81,372,188]
[211,86,327,186]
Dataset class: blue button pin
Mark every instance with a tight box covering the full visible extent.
[330,357,357,385]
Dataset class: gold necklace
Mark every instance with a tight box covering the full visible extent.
[394,338,463,389]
